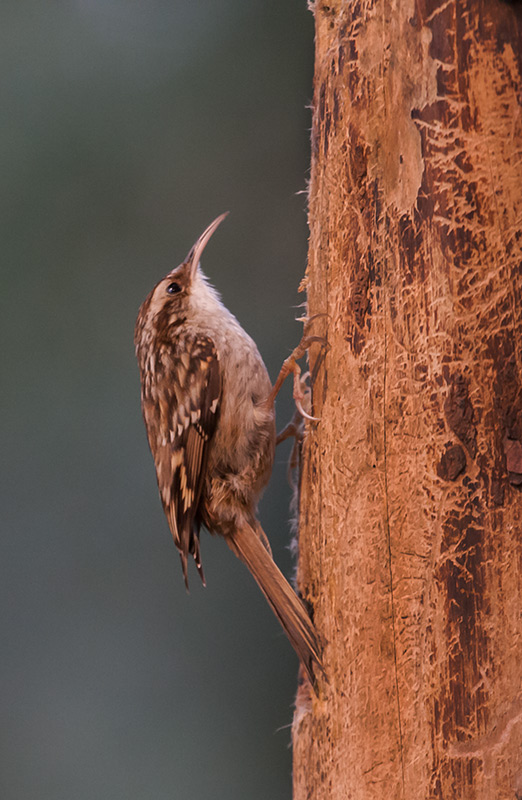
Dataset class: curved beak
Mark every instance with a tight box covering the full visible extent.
[186,212,229,281]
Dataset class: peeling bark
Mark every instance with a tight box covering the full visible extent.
[293,2,522,798]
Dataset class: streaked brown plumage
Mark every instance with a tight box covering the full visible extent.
[134,213,322,684]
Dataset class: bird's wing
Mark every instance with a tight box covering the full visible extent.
[144,335,221,587]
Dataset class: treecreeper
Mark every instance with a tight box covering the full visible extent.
[134,213,322,684]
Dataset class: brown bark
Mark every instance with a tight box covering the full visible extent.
[293,2,522,798]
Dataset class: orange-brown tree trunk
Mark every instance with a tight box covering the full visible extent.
[293,2,522,798]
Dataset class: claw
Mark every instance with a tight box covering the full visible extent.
[295,398,320,422]
[296,312,329,328]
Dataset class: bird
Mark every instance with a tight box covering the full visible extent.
[134,213,322,684]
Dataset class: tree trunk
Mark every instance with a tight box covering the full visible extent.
[293,2,522,798]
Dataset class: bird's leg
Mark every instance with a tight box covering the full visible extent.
[276,415,302,447]
[275,368,311,445]
[265,335,324,421]
[276,391,307,487]
[274,336,327,490]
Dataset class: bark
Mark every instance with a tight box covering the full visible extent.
[293,2,522,799]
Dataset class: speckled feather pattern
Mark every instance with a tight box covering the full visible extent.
[135,267,275,582]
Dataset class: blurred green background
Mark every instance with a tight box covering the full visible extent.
[1,2,313,798]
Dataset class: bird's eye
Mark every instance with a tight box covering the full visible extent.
[166,282,182,295]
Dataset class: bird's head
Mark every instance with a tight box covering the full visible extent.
[161,212,228,307]
[136,212,228,340]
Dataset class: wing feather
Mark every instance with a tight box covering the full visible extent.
[143,334,221,587]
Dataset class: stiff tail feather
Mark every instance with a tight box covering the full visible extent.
[228,523,323,686]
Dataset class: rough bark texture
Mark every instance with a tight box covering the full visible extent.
[293,2,522,798]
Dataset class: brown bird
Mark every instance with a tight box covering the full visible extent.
[134,213,322,684]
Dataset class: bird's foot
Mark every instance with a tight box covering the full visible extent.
[265,334,325,421]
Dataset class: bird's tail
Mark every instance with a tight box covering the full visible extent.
[228,522,323,687]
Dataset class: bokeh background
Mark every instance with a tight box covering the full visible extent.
[1,2,314,798]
